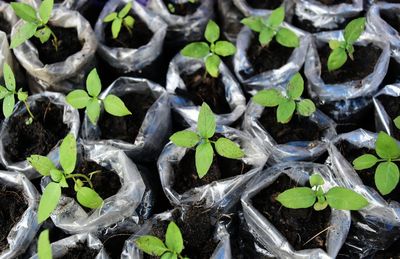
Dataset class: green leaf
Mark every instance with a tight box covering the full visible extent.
[34,27,52,44]
[124,16,135,28]
[3,63,15,92]
[27,155,55,176]
[77,187,103,209]
[195,142,214,179]
[135,236,168,256]
[266,6,285,28]
[112,18,122,39]
[252,89,283,107]
[37,230,52,259]
[161,252,177,259]
[297,99,316,117]
[287,73,304,100]
[309,174,324,187]
[375,161,399,195]
[205,20,220,43]
[205,54,221,78]
[169,130,200,148]
[66,90,90,109]
[17,89,28,102]
[39,0,53,24]
[375,131,400,159]
[118,2,131,18]
[276,28,299,48]
[50,169,63,182]
[10,22,38,49]
[214,41,236,57]
[103,12,117,22]
[38,182,61,223]
[165,221,184,253]
[259,27,274,46]
[11,3,38,23]
[197,102,216,138]
[353,154,378,170]
[276,187,316,209]
[327,48,347,72]
[104,94,132,117]
[314,201,328,211]
[59,176,68,188]
[0,86,9,99]
[181,42,210,59]
[86,69,101,97]
[241,17,263,32]
[214,137,244,159]
[59,134,76,174]
[344,17,366,44]
[326,187,368,210]
[277,99,296,124]
[3,94,15,118]
[86,99,101,125]
[395,116,400,130]
[329,40,341,50]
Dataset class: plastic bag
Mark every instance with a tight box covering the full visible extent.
[81,77,172,162]
[0,31,14,78]
[217,0,244,44]
[0,1,17,36]
[241,162,351,258]
[19,0,88,10]
[233,0,294,17]
[11,8,97,93]
[94,0,167,73]
[373,84,400,136]
[0,92,80,179]
[166,54,246,126]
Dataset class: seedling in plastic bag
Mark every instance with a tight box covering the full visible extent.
[28,134,104,224]
[252,73,316,124]
[241,7,299,48]
[103,2,135,39]
[277,173,368,211]
[169,102,244,178]
[353,131,400,196]
[66,68,131,125]
[38,229,52,259]
[181,20,236,77]
[327,17,366,71]
[135,221,189,259]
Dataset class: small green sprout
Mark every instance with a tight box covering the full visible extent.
[28,134,104,224]
[66,68,131,125]
[181,20,236,77]
[37,229,52,259]
[252,73,316,124]
[169,103,244,178]
[353,131,400,196]
[10,0,60,50]
[277,173,368,211]
[327,17,366,71]
[394,116,400,130]
[103,2,135,39]
[241,7,299,48]
[135,221,189,259]
[167,0,197,13]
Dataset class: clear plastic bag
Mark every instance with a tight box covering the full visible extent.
[373,84,400,136]
[19,0,88,10]
[217,0,244,44]
[233,0,294,17]
[0,31,14,78]
[0,1,17,36]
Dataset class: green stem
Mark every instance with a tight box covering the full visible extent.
[65,174,94,189]
[46,26,59,51]
[23,101,34,120]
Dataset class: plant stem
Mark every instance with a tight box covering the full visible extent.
[65,173,94,189]
[23,101,35,120]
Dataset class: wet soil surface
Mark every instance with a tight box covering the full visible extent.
[377,95,400,139]
[59,241,99,259]
[245,0,283,9]
[163,0,200,16]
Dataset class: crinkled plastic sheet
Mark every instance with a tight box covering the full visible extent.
[95,0,167,73]
[241,162,351,258]
[217,0,244,44]
[234,24,311,95]
[233,0,294,17]
[0,1,17,36]
[242,99,337,164]
[41,142,146,233]
[0,31,13,79]
[0,92,80,179]
[157,125,268,207]
[0,170,39,259]
[19,0,88,10]
[81,77,172,162]
[373,84,400,136]
[12,8,97,93]
[167,54,246,126]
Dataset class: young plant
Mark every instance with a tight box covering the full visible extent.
[327,17,366,71]
[241,7,299,48]
[37,230,52,259]
[252,73,316,124]
[169,103,244,178]
[28,133,104,224]
[103,2,135,39]
[353,131,400,196]
[181,20,236,77]
[277,173,368,211]
[10,0,59,49]
[135,221,189,259]
[66,68,131,125]
[167,0,197,13]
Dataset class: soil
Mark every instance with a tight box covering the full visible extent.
[0,14,11,35]
[258,106,323,144]
[98,92,156,143]
[30,26,82,64]
[177,68,232,115]
[103,233,132,259]
[0,185,28,252]
[377,95,400,139]
[317,0,352,5]
[318,44,381,84]
[380,9,400,34]
[252,174,331,251]
[58,241,99,259]
[374,237,400,258]
[163,0,200,16]
[4,100,69,163]
[240,37,294,79]
[245,0,283,9]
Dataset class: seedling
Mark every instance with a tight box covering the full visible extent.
[169,103,244,178]
[167,0,198,14]
[10,0,60,50]
[28,133,104,224]
[38,229,52,259]
[327,17,366,71]
[181,20,236,77]
[241,7,299,48]
[394,116,400,130]
[277,173,368,211]
[103,2,135,39]
[252,73,316,124]
[66,68,131,125]
[135,221,189,259]
[353,131,400,196]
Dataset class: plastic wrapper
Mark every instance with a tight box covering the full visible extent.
[242,100,336,164]
[233,0,294,17]
[12,8,97,93]
[234,24,311,95]
[373,84,400,135]
[157,125,268,207]
[217,0,244,44]
[0,1,17,36]
[0,31,13,79]
[19,0,88,10]
[167,54,246,126]
[0,170,39,259]
[0,92,80,179]
[81,77,172,162]
[241,162,351,258]
[94,0,167,73]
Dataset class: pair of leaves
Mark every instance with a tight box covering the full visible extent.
[181,20,236,77]
[252,73,316,124]
[103,2,135,39]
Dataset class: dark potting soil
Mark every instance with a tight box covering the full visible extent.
[30,26,82,64]
[163,0,200,16]
[54,0,64,3]
[0,185,27,252]
[103,233,131,259]
[245,0,283,9]
[317,0,352,5]
[58,241,98,259]
[5,100,69,163]
[258,106,323,144]
[374,237,400,259]
[0,14,11,35]
[241,37,294,79]
[377,95,400,140]
[252,174,331,251]
[380,9,400,34]
[98,92,155,143]
[318,44,381,85]
[177,68,232,115]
